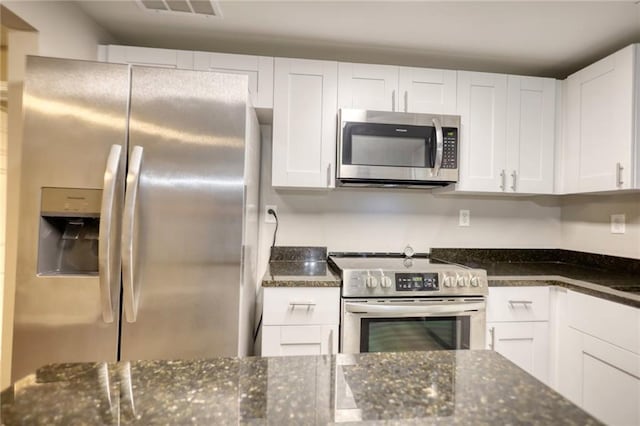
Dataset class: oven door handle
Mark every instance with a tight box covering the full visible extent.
[344,302,485,317]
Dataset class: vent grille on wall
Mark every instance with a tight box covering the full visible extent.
[136,0,222,17]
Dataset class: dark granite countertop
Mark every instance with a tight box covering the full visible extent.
[431,248,640,308]
[261,246,341,288]
[1,350,599,425]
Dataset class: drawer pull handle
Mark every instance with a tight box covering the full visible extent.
[289,301,316,311]
[508,300,533,308]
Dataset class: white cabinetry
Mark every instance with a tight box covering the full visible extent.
[101,45,194,69]
[272,58,338,188]
[193,52,273,108]
[557,290,640,425]
[338,63,457,113]
[486,286,550,384]
[261,287,340,356]
[561,44,640,193]
[457,72,556,194]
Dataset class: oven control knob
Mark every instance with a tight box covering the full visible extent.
[470,276,480,287]
[443,276,453,288]
[380,276,393,288]
[456,275,466,287]
[365,276,378,288]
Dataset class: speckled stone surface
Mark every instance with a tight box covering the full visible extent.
[1,350,600,425]
[262,246,341,287]
[431,248,640,308]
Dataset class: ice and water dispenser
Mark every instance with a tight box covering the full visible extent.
[38,187,102,275]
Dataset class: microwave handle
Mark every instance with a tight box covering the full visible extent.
[432,117,444,176]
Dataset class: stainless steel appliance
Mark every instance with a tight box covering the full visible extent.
[11,56,261,381]
[329,252,487,353]
[336,109,460,188]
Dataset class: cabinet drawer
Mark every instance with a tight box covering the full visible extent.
[263,287,340,326]
[568,290,640,355]
[487,287,549,322]
[261,325,338,357]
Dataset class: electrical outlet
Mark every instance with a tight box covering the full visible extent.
[459,209,470,227]
[265,205,278,223]
[610,214,625,234]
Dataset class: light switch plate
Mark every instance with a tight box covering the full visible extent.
[459,209,470,227]
[610,214,625,234]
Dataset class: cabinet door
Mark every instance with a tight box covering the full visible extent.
[338,63,398,111]
[262,325,338,356]
[104,45,194,69]
[398,67,457,114]
[506,76,556,194]
[456,72,508,192]
[563,45,636,192]
[272,58,338,188]
[487,321,549,384]
[193,52,273,108]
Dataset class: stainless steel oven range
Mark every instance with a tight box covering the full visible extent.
[329,252,488,354]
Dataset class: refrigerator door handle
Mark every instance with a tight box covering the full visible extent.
[122,145,143,323]
[98,144,122,323]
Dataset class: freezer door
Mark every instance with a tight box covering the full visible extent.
[120,67,248,360]
[11,57,129,381]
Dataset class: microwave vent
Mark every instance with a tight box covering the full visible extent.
[136,0,222,17]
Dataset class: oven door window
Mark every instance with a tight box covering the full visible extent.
[360,316,470,353]
[342,122,435,168]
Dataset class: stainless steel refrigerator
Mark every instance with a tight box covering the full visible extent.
[11,56,260,381]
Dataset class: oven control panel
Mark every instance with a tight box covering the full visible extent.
[340,269,488,298]
[396,273,438,291]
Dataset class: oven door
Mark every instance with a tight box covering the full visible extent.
[341,298,486,354]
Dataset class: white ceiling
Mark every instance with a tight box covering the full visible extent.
[77,1,640,78]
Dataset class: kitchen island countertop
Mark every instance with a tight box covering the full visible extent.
[1,350,599,425]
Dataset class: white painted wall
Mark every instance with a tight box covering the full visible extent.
[3,1,114,60]
[561,193,640,259]
[257,126,563,279]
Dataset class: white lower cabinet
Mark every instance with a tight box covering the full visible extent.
[557,290,640,425]
[486,287,550,384]
[487,321,549,384]
[261,287,340,356]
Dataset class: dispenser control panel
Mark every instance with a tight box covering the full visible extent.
[41,187,102,217]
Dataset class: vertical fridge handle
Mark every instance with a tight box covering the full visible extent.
[122,145,143,323]
[98,144,122,323]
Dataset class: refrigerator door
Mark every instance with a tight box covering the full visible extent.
[12,57,129,381]
[119,67,248,360]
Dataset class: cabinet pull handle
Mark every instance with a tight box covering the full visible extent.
[489,326,495,350]
[326,163,332,187]
[508,300,533,308]
[404,90,408,112]
[289,301,316,310]
[500,169,506,191]
[616,162,624,187]
[510,170,517,192]
[392,90,396,112]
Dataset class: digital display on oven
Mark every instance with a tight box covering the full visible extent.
[395,273,439,291]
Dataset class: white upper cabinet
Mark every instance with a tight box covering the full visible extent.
[457,72,556,194]
[398,67,457,114]
[338,63,398,111]
[102,45,194,69]
[506,76,556,194]
[193,52,274,108]
[456,71,509,192]
[338,63,457,113]
[272,58,338,188]
[561,44,639,193]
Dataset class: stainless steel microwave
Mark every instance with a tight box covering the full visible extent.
[336,109,461,188]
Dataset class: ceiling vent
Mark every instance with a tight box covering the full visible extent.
[135,0,222,18]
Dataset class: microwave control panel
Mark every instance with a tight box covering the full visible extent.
[396,273,439,291]
[441,128,458,169]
